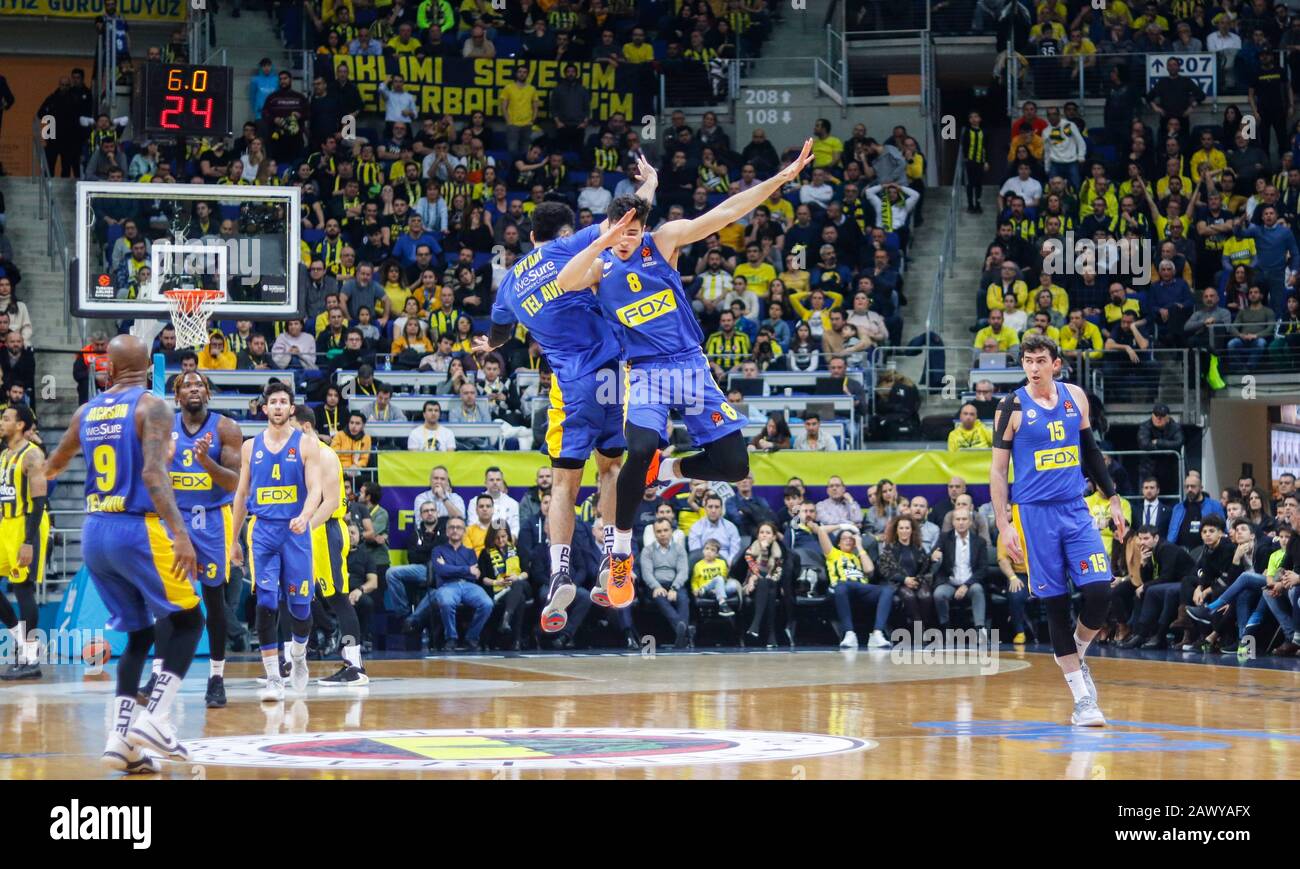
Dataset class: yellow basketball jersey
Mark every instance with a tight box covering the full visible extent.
[0,442,39,518]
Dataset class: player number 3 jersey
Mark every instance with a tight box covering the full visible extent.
[1010,381,1087,504]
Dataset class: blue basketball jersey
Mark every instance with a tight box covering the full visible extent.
[597,232,704,361]
[247,429,308,520]
[1010,381,1088,504]
[171,411,235,511]
[489,225,623,380]
[79,386,156,515]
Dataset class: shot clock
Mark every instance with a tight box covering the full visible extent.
[133,63,234,138]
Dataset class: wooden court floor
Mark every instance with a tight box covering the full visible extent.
[2,647,1298,779]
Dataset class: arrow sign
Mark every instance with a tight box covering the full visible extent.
[781,90,791,104]
[782,110,791,123]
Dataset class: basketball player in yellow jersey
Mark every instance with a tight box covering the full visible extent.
[293,408,367,686]
[0,406,49,681]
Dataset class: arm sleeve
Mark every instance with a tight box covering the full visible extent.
[1079,427,1117,499]
[991,393,1020,449]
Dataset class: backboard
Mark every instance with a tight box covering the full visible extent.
[72,181,302,321]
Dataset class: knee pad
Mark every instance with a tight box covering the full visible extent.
[1043,594,1077,658]
[255,605,278,647]
[290,614,313,638]
[255,583,280,613]
[704,432,749,481]
[624,423,661,461]
[125,626,156,655]
[1079,581,1110,630]
[167,605,205,635]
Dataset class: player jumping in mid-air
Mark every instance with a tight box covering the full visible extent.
[0,405,50,681]
[47,335,203,773]
[229,382,323,703]
[138,371,243,709]
[293,407,368,686]
[990,334,1126,727]
[471,157,659,630]
[556,139,817,607]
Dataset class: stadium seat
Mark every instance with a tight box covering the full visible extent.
[472,252,494,269]
[494,34,522,57]
[602,171,624,190]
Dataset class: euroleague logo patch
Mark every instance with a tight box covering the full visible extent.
[183,728,873,771]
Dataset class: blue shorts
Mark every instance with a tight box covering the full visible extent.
[544,362,626,462]
[1011,500,1111,598]
[246,515,314,619]
[624,349,748,448]
[83,513,202,633]
[189,503,234,588]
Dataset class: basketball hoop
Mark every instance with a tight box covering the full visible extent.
[163,288,224,349]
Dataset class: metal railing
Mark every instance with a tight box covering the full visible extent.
[1078,347,1202,420]
[29,118,80,346]
[843,30,926,100]
[1014,51,1225,105]
[1205,321,1300,377]
[1105,449,1187,501]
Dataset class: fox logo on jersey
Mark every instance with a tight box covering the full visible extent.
[616,289,676,327]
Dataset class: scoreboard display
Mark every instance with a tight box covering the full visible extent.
[133,63,234,138]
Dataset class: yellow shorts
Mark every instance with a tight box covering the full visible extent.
[312,516,350,597]
[0,513,49,585]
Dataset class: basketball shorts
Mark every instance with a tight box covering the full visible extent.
[545,362,627,462]
[624,349,748,448]
[246,515,314,619]
[1010,500,1111,598]
[83,512,202,633]
[0,513,48,585]
[187,503,234,588]
[312,516,350,597]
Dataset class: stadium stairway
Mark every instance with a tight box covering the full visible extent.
[0,174,88,593]
[209,5,304,134]
[900,183,996,419]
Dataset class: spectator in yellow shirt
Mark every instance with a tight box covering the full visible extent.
[386,21,421,53]
[464,494,495,555]
[779,249,810,293]
[1059,308,1104,363]
[986,265,1030,313]
[734,243,777,298]
[690,540,740,615]
[331,412,373,469]
[1021,311,1061,343]
[622,27,654,62]
[499,64,540,155]
[811,118,843,169]
[197,331,238,370]
[973,309,1020,351]
[1190,130,1226,180]
[948,403,994,451]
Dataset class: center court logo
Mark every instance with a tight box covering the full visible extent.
[183,728,873,771]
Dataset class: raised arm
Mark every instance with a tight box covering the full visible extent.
[554,208,638,292]
[651,138,815,257]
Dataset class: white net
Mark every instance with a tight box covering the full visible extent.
[164,289,224,349]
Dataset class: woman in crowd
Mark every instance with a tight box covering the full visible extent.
[1247,488,1276,536]
[786,320,821,372]
[479,523,532,651]
[749,412,792,452]
[877,514,935,628]
[864,478,901,538]
[741,521,797,648]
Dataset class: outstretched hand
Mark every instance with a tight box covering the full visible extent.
[595,208,638,251]
[776,138,816,185]
[633,153,657,188]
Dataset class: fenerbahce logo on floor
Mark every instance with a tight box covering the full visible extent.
[182,728,872,771]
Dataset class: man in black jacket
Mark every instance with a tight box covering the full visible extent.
[930,508,990,634]
[725,473,776,541]
[385,500,443,619]
[1136,404,1184,493]
[1119,524,1197,649]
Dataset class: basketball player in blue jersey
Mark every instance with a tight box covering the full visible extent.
[472,157,659,628]
[557,139,816,603]
[46,335,203,774]
[229,382,324,703]
[990,334,1126,727]
[138,371,243,709]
